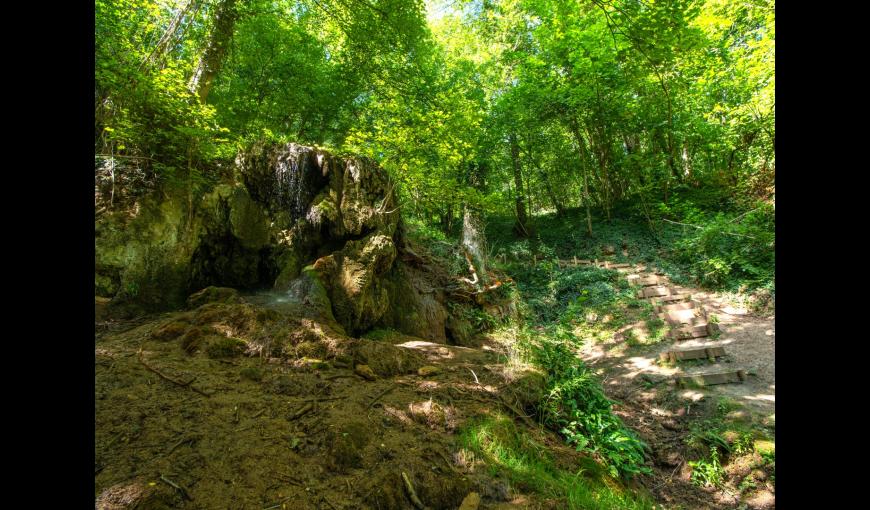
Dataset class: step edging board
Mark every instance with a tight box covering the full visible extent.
[659,346,726,363]
[675,370,746,387]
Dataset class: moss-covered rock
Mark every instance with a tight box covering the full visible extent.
[228,187,269,249]
[187,286,241,309]
[96,142,490,346]
[150,321,190,341]
[353,339,424,377]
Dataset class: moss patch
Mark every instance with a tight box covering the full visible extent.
[205,337,247,358]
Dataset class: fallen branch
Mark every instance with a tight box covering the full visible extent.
[165,436,195,456]
[401,472,426,510]
[367,385,396,409]
[468,369,480,385]
[498,394,537,428]
[137,349,210,397]
[159,474,192,501]
[660,218,756,239]
[288,403,314,421]
[729,206,762,223]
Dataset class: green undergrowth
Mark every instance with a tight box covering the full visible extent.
[484,262,655,479]
[458,414,656,510]
[684,397,776,490]
[485,188,774,294]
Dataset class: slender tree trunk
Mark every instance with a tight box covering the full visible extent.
[656,72,680,179]
[521,141,564,216]
[509,133,529,236]
[569,119,593,237]
[461,161,489,287]
[189,0,239,103]
[586,125,611,221]
[142,0,202,70]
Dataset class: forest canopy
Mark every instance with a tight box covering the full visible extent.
[96,0,773,288]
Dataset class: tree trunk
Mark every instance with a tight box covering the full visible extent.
[521,141,564,216]
[508,133,529,236]
[189,0,239,103]
[142,0,202,70]
[585,125,611,221]
[461,161,489,288]
[569,119,593,237]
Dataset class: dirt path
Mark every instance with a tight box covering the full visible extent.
[573,262,775,509]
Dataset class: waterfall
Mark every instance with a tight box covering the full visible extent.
[273,144,314,222]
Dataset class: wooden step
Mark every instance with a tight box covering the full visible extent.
[650,294,692,304]
[656,301,697,313]
[638,286,671,298]
[660,308,701,325]
[659,346,726,363]
[558,258,593,267]
[637,275,664,287]
[669,323,719,340]
[675,370,746,387]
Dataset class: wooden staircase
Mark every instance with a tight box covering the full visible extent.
[556,257,746,388]
[626,265,744,387]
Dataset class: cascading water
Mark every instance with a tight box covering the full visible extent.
[271,144,329,223]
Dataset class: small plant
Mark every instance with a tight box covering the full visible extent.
[708,314,720,324]
[716,397,737,416]
[733,432,755,455]
[690,446,725,487]
[645,317,667,342]
[125,281,140,297]
[739,474,758,492]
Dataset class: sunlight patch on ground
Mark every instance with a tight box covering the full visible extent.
[742,393,775,403]
[680,390,706,402]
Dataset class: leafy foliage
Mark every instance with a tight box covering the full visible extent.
[533,338,650,478]
[689,446,724,487]
[458,414,656,509]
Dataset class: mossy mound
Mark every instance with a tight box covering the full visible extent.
[186,286,241,309]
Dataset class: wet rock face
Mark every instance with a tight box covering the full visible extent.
[238,143,330,222]
[238,143,401,336]
[95,142,451,341]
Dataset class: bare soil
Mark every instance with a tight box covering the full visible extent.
[95,298,609,509]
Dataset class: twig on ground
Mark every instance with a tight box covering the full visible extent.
[262,497,294,510]
[401,472,426,510]
[321,495,339,510]
[653,460,684,490]
[159,474,192,501]
[323,374,358,381]
[288,403,314,421]
[137,349,210,397]
[165,436,195,456]
[367,385,396,409]
[468,369,480,385]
